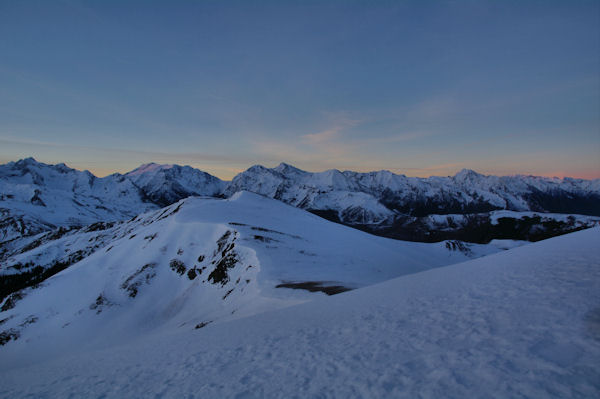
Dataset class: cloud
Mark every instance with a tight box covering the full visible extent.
[301,126,342,145]
[301,113,362,145]
[251,136,352,165]
[245,113,365,169]
[249,113,444,173]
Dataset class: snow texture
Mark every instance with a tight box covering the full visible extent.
[0,227,598,398]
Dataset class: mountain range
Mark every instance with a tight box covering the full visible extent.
[1,157,598,245]
[1,157,599,397]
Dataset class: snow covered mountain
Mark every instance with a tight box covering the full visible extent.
[1,226,598,398]
[226,163,600,241]
[227,162,600,222]
[0,158,157,243]
[0,192,503,355]
[0,158,225,244]
[125,162,225,206]
[1,158,598,245]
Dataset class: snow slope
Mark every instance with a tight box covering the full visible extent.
[1,227,598,398]
[0,192,500,363]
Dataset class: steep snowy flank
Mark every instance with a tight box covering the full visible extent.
[0,192,502,361]
[0,227,597,398]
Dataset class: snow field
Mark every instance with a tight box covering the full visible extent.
[1,227,598,398]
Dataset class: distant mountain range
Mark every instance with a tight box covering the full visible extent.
[1,157,598,245]
[0,158,223,243]
[228,162,600,218]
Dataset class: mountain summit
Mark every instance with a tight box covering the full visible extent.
[125,162,176,176]
[125,162,225,207]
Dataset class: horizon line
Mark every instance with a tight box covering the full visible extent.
[2,156,599,182]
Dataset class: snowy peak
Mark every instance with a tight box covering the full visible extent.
[1,157,77,183]
[228,162,600,218]
[224,163,390,224]
[12,157,44,169]
[125,162,225,206]
[273,162,305,175]
[0,158,153,231]
[453,168,484,182]
[125,162,175,176]
[0,159,225,242]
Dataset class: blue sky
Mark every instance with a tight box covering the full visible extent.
[0,0,599,179]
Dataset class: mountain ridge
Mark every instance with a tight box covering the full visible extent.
[1,157,598,245]
[0,192,502,355]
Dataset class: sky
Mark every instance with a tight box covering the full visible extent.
[0,0,599,180]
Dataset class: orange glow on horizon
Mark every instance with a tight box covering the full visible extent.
[83,164,600,181]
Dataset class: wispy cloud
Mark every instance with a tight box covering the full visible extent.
[249,113,364,169]
[301,113,362,145]
[249,111,450,173]
[302,126,342,145]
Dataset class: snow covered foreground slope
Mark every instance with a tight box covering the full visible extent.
[0,192,500,359]
[1,228,598,398]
